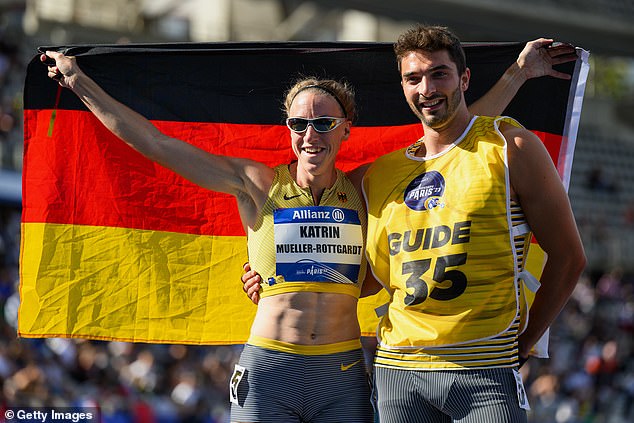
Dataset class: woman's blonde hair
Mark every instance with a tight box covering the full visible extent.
[283,77,356,122]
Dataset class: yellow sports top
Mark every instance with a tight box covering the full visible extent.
[248,164,367,298]
[364,116,527,351]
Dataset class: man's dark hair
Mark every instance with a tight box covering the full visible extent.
[394,24,467,75]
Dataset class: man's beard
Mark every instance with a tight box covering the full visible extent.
[412,84,462,128]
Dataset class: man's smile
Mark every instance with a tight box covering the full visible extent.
[420,97,444,111]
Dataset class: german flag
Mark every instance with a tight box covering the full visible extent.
[19,42,589,344]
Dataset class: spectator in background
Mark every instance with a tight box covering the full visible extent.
[586,166,619,194]
[0,38,22,170]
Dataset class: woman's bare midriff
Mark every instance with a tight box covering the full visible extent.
[249,291,361,345]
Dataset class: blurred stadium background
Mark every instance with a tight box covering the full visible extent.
[1,1,633,422]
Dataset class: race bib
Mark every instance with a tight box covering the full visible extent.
[274,206,363,284]
[230,364,246,405]
[513,369,530,410]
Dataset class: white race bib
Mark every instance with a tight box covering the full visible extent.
[274,206,363,284]
[229,364,246,405]
[513,369,530,410]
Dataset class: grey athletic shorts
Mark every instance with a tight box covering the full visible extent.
[374,366,528,423]
[230,343,374,423]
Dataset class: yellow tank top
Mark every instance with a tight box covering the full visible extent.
[248,164,367,298]
[373,200,531,369]
[364,116,524,349]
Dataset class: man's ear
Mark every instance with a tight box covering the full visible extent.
[462,67,471,91]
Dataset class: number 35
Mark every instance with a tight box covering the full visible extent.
[403,253,467,306]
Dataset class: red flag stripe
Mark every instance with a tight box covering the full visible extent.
[23,109,562,236]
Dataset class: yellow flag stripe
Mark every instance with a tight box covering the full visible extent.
[19,222,388,343]
[19,222,254,344]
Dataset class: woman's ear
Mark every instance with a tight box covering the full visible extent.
[343,122,352,140]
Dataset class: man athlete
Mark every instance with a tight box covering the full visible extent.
[363,24,585,422]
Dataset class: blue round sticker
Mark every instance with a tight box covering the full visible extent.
[404,171,446,211]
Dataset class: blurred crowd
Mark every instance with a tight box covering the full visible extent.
[521,268,634,423]
[0,34,24,171]
[1,29,633,423]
